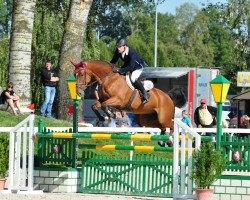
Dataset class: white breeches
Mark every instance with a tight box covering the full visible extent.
[131,68,143,83]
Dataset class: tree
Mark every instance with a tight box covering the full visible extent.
[57,0,93,119]
[9,0,36,106]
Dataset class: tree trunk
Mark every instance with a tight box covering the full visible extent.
[9,0,36,107]
[57,0,93,120]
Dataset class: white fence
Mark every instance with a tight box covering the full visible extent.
[1,115,250,198]
[2,114,42,194]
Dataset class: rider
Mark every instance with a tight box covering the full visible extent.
[110,38,150,104]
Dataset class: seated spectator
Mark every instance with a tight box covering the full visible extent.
[239,115,250,128]
[115,111,130,127]
[181,110,193,128]
[103,116,116,127]
[127,113,139,127]
[0,82,23,116]
[228,111,238,128]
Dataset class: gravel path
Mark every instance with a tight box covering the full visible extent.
[0,193,170,200]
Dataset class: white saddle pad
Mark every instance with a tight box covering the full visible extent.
[125,74,154,91]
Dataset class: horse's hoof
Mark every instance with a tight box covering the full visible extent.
[158,141,166,147]
[99,116,105,121]
[166,140,173,147]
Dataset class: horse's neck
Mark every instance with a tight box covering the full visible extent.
[89,63,112,85]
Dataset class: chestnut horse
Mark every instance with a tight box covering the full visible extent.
[73,60,186,133]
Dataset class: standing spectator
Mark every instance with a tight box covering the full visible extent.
[194,98,217,128]
[40,60,59,118]
[1,82,23,116]
[181,110,193,128]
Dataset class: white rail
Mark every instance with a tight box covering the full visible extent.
[173,118,201,200]
[2,114,42,194]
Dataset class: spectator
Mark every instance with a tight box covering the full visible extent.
[1,82,23,116]
[127,113,139,127]
[103,116,116,127]
[181,110,193,128]
[115,111,131,127]
[228,111,238,128]
[194,98,217,128]
[239,115,250,128]
[40,60,59,118]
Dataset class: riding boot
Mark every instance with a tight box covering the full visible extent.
[134,80,150,104]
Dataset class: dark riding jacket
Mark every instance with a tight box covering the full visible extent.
[110,47,147,74]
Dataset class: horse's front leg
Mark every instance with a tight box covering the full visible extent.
[101,97,123,117]
[101,106,116,119]
[91,100,105,121]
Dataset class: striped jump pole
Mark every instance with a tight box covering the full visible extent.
[78,144,195,153]
[35,132,170,141]
[36,132,212,141]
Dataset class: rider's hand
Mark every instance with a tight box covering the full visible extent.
[113,69,120,73]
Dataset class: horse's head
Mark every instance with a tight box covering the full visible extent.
[71,61,91,97]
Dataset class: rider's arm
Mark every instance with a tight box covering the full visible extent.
[110,49,120,64]
[119,51,137,74]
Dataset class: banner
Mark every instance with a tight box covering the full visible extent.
[237,72,250,87]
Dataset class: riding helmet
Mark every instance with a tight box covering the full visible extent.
[116,38,127,47]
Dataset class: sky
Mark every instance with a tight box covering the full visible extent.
[158,0,228,14]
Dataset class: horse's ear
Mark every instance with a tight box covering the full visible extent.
[70,61,86,69]
[70,60,86,74]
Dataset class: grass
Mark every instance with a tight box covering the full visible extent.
[0,110,72,127]
[0,110,173,168]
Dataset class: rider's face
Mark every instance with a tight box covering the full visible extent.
[117,45,126,53]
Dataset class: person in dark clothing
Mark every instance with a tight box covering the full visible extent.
[194,98,217,128]
[0,82,23,116]
[40,60,59,118]
[228,111,238,128]
[111,38,150,104]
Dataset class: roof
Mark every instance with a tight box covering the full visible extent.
[140,67,190,79]
[232,90,250,100]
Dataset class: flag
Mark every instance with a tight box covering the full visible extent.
[27,103,35,110]
[67,105,74,115]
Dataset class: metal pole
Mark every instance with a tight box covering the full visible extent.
[154,0,158,68]
[216,103,222,149]
[73,99,79,133]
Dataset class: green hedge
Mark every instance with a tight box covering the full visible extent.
[0,135,9,178]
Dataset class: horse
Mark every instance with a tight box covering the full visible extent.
[72,60,186,134]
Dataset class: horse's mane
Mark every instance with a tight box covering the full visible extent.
[86,60,114,69]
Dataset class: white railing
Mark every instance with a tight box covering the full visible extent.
[173,118,201,200]
[2,114,42,194]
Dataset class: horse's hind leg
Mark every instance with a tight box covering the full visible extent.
[91,101,105,121]
[155,104,174,147]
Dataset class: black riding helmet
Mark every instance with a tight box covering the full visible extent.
[116,38,127,47]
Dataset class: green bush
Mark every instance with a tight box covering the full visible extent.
[192,142,227,189]
[0,136,9,178]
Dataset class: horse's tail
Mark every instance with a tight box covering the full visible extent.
[168,88,187,108]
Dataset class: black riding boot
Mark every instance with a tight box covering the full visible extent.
[134,80,150,104]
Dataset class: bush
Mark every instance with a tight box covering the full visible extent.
[0,136,9,178]
[192,142,227,189]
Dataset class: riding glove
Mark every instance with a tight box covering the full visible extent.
[112,69,120,73]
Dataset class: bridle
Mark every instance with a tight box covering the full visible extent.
[76,64,116,90]
[76,68,98,90]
